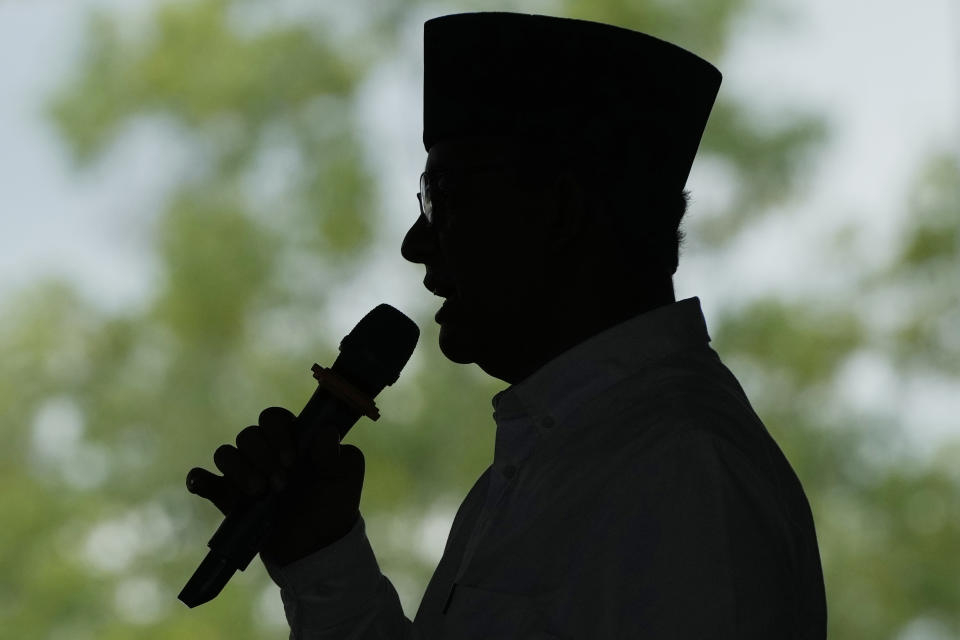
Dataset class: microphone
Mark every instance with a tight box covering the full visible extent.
[178,304,420,608]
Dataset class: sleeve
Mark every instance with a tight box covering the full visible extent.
[260,514,417,640]
[565,429,794,639]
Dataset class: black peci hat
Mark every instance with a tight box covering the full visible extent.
[423,12,722,199]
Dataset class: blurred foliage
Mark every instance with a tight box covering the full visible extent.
[0,0,957,637]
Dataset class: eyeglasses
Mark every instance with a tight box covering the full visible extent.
[416,171,441,226]
[417,165,532,227]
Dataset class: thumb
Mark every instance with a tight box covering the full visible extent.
[335,445,365,510]
[308,425,341,473]
[337,444,365,481]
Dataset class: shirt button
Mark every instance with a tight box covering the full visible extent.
[540,416,554,429]
[502,465,517,478]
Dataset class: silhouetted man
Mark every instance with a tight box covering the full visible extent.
[195,11,828,638]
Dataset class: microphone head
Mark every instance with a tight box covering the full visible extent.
[337,304,420,390]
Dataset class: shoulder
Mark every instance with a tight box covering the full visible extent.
[611,358,778,487]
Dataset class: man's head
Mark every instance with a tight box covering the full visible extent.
[401,134,684,384]
[409,12,719,383]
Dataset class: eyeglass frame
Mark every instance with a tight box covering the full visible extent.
[416,162,569,228]
[417,165,511,227]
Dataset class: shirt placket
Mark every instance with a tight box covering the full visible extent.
[448,418,533,595]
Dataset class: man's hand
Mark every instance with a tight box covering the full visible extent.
[185,406,365,567]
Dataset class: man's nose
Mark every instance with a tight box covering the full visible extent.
[400,213,438,265]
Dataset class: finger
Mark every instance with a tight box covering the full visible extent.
[214,443,267,497]
[186,467,241,516]
[258,415,297,468]
[260,406,298,463]
[259,406,296,430]
[236,425,281,473]
[236,425,288,491]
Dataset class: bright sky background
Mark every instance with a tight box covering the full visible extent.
[1,0,958,459]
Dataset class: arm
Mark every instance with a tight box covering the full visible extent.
[261,514,416,640]
[565,430,794,638]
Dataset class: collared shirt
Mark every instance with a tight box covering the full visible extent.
[262,296,827,639]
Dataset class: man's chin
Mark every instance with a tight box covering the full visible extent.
[438,319,476,364]
[435,297,475,362]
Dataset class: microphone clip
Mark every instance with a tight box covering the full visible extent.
[311,364,380,421]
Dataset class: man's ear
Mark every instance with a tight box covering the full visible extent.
[546,168,589,254]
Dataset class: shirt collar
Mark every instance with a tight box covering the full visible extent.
[490,296,712,430]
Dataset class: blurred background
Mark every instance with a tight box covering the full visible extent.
[1,0,958,637]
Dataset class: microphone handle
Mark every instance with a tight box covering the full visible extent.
[213,386,360,571]
[178,366,378,608]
